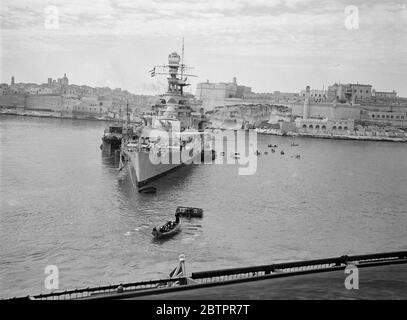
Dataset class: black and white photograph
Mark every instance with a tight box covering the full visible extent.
[0,0,406,307]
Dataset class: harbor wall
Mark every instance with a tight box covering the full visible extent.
[0,94,26,107]
[25,95,63,112]
[290,102,361,120]
[0,94,104,115]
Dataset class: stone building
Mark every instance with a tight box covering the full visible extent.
[372,90,397,99]
[291,85,362,121]
[328,83,372,103]
[195,77,251,110]
[362,110,407,128]
[295,118,355,134]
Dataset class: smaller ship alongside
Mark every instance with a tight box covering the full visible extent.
[101,104,134,153]
[101,124,125,152]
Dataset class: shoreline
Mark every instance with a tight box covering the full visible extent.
[257,131,407,143]
[2,111,407,143]
[0,110,117,123]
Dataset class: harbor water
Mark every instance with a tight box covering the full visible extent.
[1,114,407,298]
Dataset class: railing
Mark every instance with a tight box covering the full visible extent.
[8,251,407,300]
[13,278,187,300]
[190,251,407,284]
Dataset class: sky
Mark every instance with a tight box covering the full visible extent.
[1,0,406,96]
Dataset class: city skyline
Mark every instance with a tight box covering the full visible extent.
[1,0,406,96]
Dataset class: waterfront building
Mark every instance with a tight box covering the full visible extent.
[299,88,328,103]
[328,83,372,103]
[362,110,407,128]
[303,86,311,119]
[372,90,397,99]
[195,77,252,110]
[243,91,302,106]
[72,95,111,116]
[292,85,357,135]
[0,83,9,95]
[209,104,274,129]
[295,118,355,134]
[290,99,362,121]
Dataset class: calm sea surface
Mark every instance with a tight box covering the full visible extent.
[1,114,406,298]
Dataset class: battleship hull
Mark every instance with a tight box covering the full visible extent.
[126,150,183,187]
[125,147,215,188]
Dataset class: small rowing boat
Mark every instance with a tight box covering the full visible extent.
[152,219,181,239]
[231,152,240,159]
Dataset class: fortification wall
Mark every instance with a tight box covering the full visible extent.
[0,95,26,107]
[25,95,63,112]
[291,103,361,120]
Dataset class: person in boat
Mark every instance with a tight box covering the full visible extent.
[175,212,180,224]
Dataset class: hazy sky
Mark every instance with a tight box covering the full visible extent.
[1,0,406,96]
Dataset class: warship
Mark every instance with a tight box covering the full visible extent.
[120,44,214,187]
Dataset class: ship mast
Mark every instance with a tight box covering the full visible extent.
[149,38,196,97]
[180,37,185,86]
[126,100,130,127]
